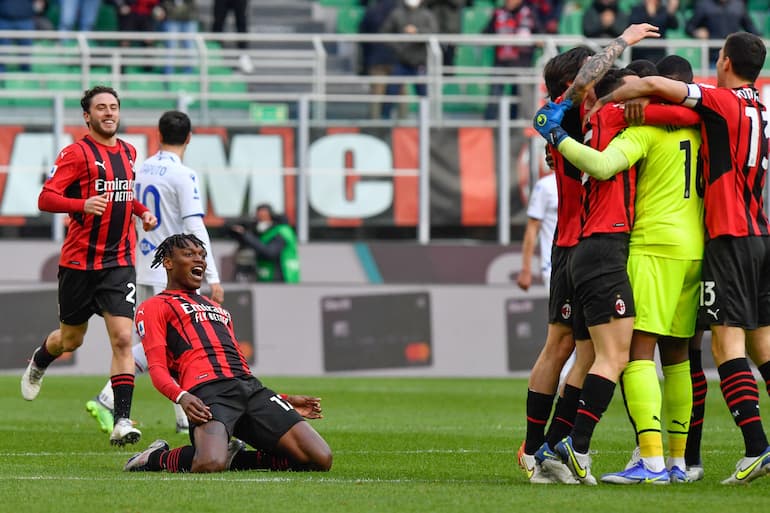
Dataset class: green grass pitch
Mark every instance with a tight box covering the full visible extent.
[0,374,768,513]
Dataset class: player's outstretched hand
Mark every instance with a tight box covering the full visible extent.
[286,395,323,419]
[621,23,660,46]
[533,100,571,147]
[84,193,109,216]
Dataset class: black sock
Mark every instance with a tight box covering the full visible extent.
[32,340,58,369]
[524,390,555,454]
[230,450,305,471]
[111,373,135,420]
[686,349,707,466]
[718,358,768,456]
[546,384,581,448]
[154,446,195,472]
[570,374,616,454]
[757,361,770,398]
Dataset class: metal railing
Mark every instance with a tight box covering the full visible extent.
[0,30,741,127]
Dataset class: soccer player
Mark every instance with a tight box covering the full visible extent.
[518,22,660,484]
[86,110,225,436]
[517,171,557,292]
[20,85,158,446]
[538,59,704,484]
[588,31,770,485]
[123,233,332,473]
[533,67,645,485]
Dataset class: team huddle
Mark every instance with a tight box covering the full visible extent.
[522,24,770,485]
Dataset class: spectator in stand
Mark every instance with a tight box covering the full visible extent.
[59,0,101,32]
[211,0,253,73]
[34,0,53,30]
[482,0,540,120]
[360,0,399,119]
[423,0,464,69]
[380,0,439,120]
[112,0,161,70]
[528,0,562,34]
[156,0,199,75]
[582,0,629,39]
[686,0,759,66]
[0,0,36,72]
[628,0,678,62]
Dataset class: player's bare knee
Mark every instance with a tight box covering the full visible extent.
[313,449,333,471]
[191,455,228,473]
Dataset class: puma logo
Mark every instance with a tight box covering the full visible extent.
[672,419,688,429]
[707,308,719,320]
[95,160,106,170]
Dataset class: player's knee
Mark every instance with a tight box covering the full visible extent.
[59,335,84,352]
[191,454,228,473]
[313,449,333,471]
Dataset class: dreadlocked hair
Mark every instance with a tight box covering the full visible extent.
[151,233,206,269]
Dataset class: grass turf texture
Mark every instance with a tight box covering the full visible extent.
[0,375,768,513]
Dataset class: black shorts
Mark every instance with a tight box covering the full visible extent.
[58,266,136,325]
[191,376,304,451]
[697,236,770,330]
[570,233,635,340]
[548,245,576,327]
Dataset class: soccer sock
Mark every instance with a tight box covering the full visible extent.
[229,450,309,471]
[524,390,555,454]
[663,361,692,461]
[111,373,135,421]
[151,446,195,472]
[622,360,663,466]
[32,340,58,369]
[97,380,115,410]
[686,349,707,466]
[173,403,189,427]
[718,358,769,457]
[545,384,581,448]
[757,361,770,398]
[570,374,616,454]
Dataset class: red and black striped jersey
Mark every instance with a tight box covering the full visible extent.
[581,103,637,237]
[39,135,140,270]
[550,96,585,248]
[136,290,251,402]
[682,83,770,238]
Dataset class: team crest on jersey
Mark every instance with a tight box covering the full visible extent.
[615,298,626,316]
[139,238,157,256]
[561,302,572,320]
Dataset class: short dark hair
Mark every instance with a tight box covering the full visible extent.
[723,31,766,84]
[626,59,657,78]
[256,203,275,218]
[656,55,693,83]
[159,110,192,146]
[594,67,637,100]
[543,46,596,100]
[80,85,120,112]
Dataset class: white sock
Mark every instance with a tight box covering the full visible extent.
[132,343,148,374]
[97,381,114,411]
[668,456,686,470]
[643,456,666,473]
[174,403,189,427]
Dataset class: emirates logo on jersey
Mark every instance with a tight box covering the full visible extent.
[615,298,626,316]
[561,302,572,320]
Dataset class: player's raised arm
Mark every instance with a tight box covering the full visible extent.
[562,23,660,106]
[587,75,690,120]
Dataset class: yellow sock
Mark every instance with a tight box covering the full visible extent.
[663,360,692,460]
[622,360,663,458]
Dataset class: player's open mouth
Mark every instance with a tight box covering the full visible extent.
[191,266,204,278]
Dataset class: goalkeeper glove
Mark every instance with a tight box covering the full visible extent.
[533,100,571,147]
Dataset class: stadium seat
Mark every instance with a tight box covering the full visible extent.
[337,5,365,34]
[319,0,360,6]
[558,7,583,35]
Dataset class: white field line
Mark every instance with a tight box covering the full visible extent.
[0,475,510,484]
